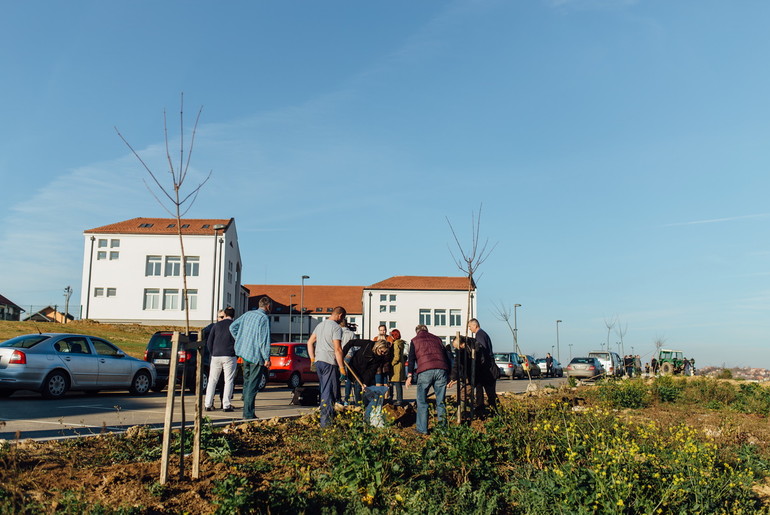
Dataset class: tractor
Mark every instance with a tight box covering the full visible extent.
[657,349,694,375]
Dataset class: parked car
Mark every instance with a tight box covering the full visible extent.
[535,357,564,377]
[518,354,542,378]
[0,333,156,399]
[494,352,522,379]
[144,331,208,392]
[263,342,318,389]
[588,350,623,377]
[565,357,605,380]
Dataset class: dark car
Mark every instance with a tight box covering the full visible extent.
[518,354,542,378]
[143,331,208,392]
[264,342,318,389]
[0,333,156,398]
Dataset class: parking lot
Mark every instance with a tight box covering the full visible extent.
[0,376,566,441]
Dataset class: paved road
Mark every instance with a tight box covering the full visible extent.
[0,376,566,441]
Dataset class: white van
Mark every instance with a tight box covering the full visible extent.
[588,351,623,377]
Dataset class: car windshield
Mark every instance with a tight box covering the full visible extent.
[1,335,50,349]
[535,358,547,364]
[589,352,608,359]
[147,333,173,350]
[271,345,289,357]
[493,353,511,362]
[571,357,593,364]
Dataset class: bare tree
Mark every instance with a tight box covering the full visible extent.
[492,302,536,387]
[603,316,617,352]
[116,93,211,482]
[615,320,628,356]
[447,204,496,422]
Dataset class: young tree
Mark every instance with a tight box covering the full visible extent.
[116,93,211,482]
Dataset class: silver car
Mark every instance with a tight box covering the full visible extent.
[565,357,605,380]
[0,333,156,399]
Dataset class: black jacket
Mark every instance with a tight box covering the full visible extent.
[343,339,393,386]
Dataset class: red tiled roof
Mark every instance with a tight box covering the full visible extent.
[84,217,233,236]
[367,276,474,291]
[244,285,364,315]
[0,294,22,310]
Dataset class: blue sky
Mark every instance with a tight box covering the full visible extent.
[1,0,769,368]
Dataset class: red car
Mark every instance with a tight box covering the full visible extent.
[265,342,318,389]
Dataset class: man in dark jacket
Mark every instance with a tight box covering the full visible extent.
[406,325,450,434]
[468,319,498,413]
[205,307,237,412]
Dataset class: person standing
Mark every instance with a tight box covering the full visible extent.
[307,306,347,427]
[389,329,406,406]
[230,296,272,420]
[340,320,360,405]
[468,318,498,413]
[406,325,450,435]
[205,307,237,412]
[545,352,554,378]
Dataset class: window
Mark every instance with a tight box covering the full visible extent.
[389,294,396,302]
[419,309,432,326]
[98,239,108,248]
[182,289,198,310]
[109,251,119,260]
[167,223,175,228]
[184,256,200,277]
[379,321,387,328]
[202,224,210,229]
[389,305,396,313]
[163,289,179,310]
[181,224,190,228]
[92,338,120,356]
[434,309,447,326]
[97,251,107,260]
[379,305,386,313]
[389,321,396,329]
[146,256,161,276]
[139,223,154,228]
[165,256,181,276]
[450,309,462,326]
[380,294,387,302]
[143,289,160,310]
[227,293,232,305]
[94,287,104,297]
[110,239,120,248]
[106,288,117,297]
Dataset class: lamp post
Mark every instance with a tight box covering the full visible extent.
[85,235,96,319]
[556,320,562,363]
[300,275,309,342]
[513,304,521,353]
[210,224,227,322]
[368,292,373,339]
[288,294,296,342]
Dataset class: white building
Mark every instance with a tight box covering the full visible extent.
[81,217,247,327]
[362,276,476,345]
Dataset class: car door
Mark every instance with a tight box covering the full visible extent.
[54,336,99,387]
[90,338,132,387]
[294,345,316,381]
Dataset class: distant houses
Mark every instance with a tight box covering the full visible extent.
[0,294,24,321]
[23,306,74,323]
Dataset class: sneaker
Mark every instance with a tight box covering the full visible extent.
[222,407,234,412]
[205,407,214,412]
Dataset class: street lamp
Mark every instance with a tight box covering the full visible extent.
[210,224,227,322]
[288,294,296,342]
[556,320,562,363]
[85,235,96,319]
[300,275,310,342]
[513,304,521,353]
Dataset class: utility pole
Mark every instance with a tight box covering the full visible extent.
[63,286,72,323]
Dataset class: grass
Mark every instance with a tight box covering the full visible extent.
[0,320,201,358]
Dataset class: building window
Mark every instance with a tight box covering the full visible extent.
[98,239,108,248]
[109,251,119,260]
[227,293,232,305]
[379,305,386,313]
[144,289,160,310]
[181,224,190,228]
[389,305,396,313]
[165,256,181,277]
[389,294,396,302]
[139,223,154,228]
[110,239,120,248]
[146,256,161,276]
[380,294,387,302]
[450,309,462,326]
[167,223,175,228]
[389,321,396,329]
[97,251,107,260]
[434,309,447,326]
[419,309,432,326]
[182,289,198,310]
[106,288,117,297]
[348,317,356,324]
[379,321,387,328]
[184,256,200,277]
[163,289,179,310]
[94,287,104,297]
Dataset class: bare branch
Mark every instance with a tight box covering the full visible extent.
[163,109,177,187]
[142,179,176,217]
[181,105,204,185]
[115,127,176,204]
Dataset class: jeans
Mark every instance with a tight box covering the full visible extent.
[242,361,265,419]
[205,356,238,409]
[416,368,448,434]
[344,377,361,405]
[391,381,404,403]
[317,361,340,427]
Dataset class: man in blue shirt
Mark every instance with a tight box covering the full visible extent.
[230,296,272,419]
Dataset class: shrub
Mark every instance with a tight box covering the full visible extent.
[651,375,684,403]
[595,379,650,408]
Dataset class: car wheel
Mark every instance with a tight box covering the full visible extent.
[257,372,268,391]
[0,388,13,398]
[130,370,152,395]
[288,372,302,389]
[42,370,70,399]
[186,370,209,393]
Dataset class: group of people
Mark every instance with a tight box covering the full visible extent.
[198,298,499,434]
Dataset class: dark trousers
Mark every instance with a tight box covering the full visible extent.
[475,379,498,411]
[317,361,339,427]
[242,361,265,419]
